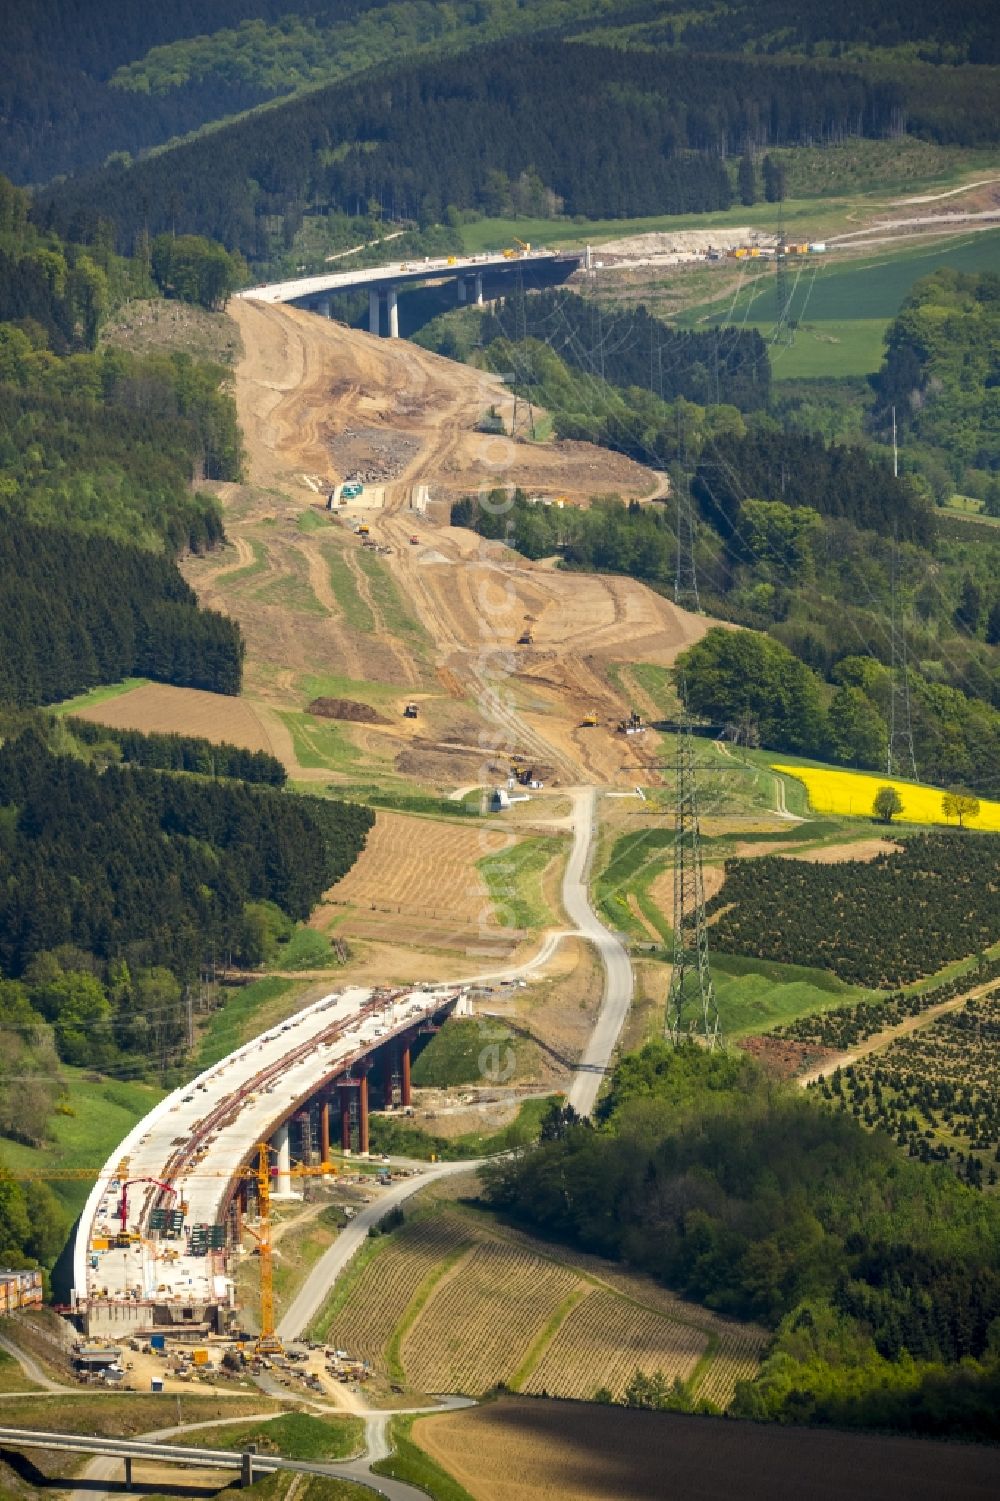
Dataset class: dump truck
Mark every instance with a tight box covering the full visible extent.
[617,710,645,735]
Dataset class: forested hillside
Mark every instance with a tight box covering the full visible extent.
[485,1045,1000,1437]
[6,0,997,187]
[37,39,977,254]
[0,729,373,1068]
[0,517,242,704]
[874,269,1000,494]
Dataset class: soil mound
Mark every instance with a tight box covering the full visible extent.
[308,697,389,725]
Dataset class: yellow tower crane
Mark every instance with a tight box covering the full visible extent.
[11,1144,337,1354]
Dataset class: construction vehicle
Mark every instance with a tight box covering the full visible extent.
[617,709,645,735]
[517,629,533,645]
[355,523,370,536]
[503,238,531,260]
[447,256,457,266]
[409,535,420,545]
[580,712,599,728]
[403,702,418,719]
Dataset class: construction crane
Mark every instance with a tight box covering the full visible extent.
[11,1147,337,1354]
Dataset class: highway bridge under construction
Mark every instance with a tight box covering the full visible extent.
[71,983,467,1338]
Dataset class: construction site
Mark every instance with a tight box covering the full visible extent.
[70,984,467,1347]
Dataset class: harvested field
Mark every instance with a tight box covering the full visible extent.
[71,682,277,755]
[315,1214,472,1370]
[402,1241,581,1394]
[312,1185,766,1405]
[319,810,511,924]
[522,1288,707,1401]
[412,1397,1000,1501]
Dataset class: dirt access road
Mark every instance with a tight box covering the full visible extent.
[196,299,718,787]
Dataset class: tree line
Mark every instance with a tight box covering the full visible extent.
[0,514,242,705]
[0,727,372,994]
[481,292,771,413]
[484,1042,1000,1438]
[68,718,286,785]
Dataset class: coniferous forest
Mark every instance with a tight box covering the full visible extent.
[0,516,242,705]
[33,40,971,254]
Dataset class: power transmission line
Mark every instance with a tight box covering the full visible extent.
[665,707,720,1049]
[887,536,918,781]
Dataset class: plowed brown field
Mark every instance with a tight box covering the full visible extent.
[413,1398,1000,1501]
[71,682,278,754]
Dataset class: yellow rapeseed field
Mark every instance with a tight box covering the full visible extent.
[772,765,1000,832]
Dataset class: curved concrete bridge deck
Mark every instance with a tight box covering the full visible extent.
[74,983,465,1332]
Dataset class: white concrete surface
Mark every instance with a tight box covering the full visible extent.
[237,249,570,307]
[75,984,463,1315]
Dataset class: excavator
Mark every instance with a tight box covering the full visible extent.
[502,238,531,260]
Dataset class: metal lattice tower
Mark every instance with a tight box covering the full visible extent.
[665,714,720,1048]
[772,198,794,348]
[674,477,701,611]
[887,542,918,781]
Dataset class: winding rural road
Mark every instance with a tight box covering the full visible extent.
[281,783,632,1337]
[563,787,634,1117]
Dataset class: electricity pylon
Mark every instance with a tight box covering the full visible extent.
[674,472,701,612]
[887,542,918,781]
[665,713,720,1048]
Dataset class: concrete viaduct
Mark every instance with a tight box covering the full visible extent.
[73,983,468,1337]
[237,247,588,336]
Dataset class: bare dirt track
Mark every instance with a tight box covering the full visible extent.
[413,1397,1000,1501]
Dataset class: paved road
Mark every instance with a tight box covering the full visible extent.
[64,1408,439,1501]
[278,1159,482,1341]
[562,787,634,1118]
[0,1332,74,1394]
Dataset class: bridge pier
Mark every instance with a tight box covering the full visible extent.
[401,1041,412,1107]
[474,273,484,306]
[317,296,331,318]
[456,278,467,304]
[320,1095,331,1165]
[271,1121,293,1197]
[368,289,380,335]
[124,1457,133,1491]
[387,287,399,339]
[359,1067,370,1155]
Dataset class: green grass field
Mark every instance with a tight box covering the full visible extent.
[711,954,867,1037]
[478,835,564,930]
[195,977,298,1068]
[278,709,369,772]
[681,228,1000,377]
[51,679,149,717]
[323,544,375,632]
[0,1071,164,1216]
[166,1414,363,1462]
